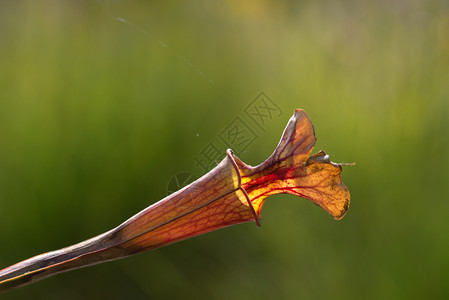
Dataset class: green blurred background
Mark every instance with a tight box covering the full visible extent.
[1,0,448,299]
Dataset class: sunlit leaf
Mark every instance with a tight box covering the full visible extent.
[0,109,351,293]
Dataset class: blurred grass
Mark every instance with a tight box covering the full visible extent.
[1,0,449,299]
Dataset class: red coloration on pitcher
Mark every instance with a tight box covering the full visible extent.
[0,109,351,293]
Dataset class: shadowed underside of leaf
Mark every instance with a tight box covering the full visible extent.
[0,109,351,293]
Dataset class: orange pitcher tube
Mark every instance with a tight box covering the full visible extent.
[0,109,351,293]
